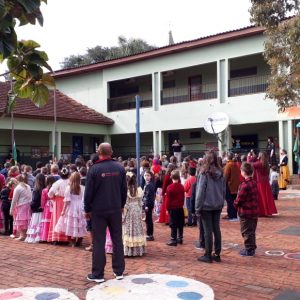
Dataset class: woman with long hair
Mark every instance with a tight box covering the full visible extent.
[278,149,290,190]
[253,152,277,216]
[195,150,226,263]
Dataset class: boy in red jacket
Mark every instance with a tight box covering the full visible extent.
[166,170,185,246]
[234,162,259,256]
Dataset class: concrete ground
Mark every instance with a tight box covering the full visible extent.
[0,190,299,300]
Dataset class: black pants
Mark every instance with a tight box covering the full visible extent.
[145,207,153,236]
[200,209,222,257]
[197,215,205,248]
[240,218,257,251]
[2,201,13,234]
[169,208,184,240]
[226,192,237,219]
[91,211,125,277]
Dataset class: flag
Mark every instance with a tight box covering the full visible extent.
[293,137,299,163]
[13,141,17,163]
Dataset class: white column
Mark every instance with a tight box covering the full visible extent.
[218,59,228,103]
[152,72,161,111]
[278,120,284,150]
[158,130,165,157]
[153,131,159,156]
[287,120,293,172]
[104,134,111,144]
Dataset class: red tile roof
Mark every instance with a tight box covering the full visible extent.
[53,25,264,78]
[0,81,114,125]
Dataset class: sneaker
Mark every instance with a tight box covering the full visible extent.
[229,218,239,222]
[86,274,105,283]
[212,254,221,262]
[166,240,177,246]
[114,273,124,280]
[146,236,154,241]
[10,234,16,239]
[239,249,255,257]
[197,255,213,263]
[85,245,93,251]
[194,241,205,250]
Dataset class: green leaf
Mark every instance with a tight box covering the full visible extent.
[21,39,40,49]
[17,0,41,14]
[41,73,55,87]
[18,81,34,98]
[32,84,49,107]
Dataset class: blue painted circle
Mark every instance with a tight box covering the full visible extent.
[166,280,189,288]
[131,278,154,284]
[35,292,60,300]
[177,292,203,300]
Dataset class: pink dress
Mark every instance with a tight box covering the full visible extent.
[105,228,113,253]
[39,188,52,241]
[253,161,278,216]
[11,184,32,231]
[55,186,87,238]
[0,199,4,231]
[47,179,69,243]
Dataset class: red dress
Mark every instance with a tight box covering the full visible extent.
[158,174,172,223]
[253,162,277,216]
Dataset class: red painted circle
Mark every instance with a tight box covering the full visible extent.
[0,291,23,300]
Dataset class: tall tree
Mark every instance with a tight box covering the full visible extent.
[250,0,300,111]
[60,35,156,69]
[0,0,54,112]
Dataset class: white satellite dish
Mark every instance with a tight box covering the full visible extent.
[204,112,229,134]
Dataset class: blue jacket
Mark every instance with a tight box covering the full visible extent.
[84,158,127,215]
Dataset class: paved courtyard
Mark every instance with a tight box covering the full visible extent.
[0,190,299,300]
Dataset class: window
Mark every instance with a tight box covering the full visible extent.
[230,67,257,78]
[190,131,201,139]
[163,80,176,89]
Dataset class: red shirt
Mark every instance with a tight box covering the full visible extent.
[184,175,197,198]
[234,177,259,219]
[166,182,185,210]
[0,174,5,190]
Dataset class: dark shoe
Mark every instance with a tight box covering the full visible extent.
[75,237,83,247]
[166,240,177,246]
[239,249,255,257]
[177,238,183,245]
[113,273,124,280]
[87,273,105,283]
[146,236,154,241]
[197,255,212,263]
[212,254,221,262]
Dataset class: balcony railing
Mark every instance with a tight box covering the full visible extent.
[228,74,269,97]
[161,82,217,105]
[108,92,152,112]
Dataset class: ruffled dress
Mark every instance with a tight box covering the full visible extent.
[54,186,87,238]
[123,187,146,256]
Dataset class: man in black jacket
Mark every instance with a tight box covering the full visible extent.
[84,143,127,283]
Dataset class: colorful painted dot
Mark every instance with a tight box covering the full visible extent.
[284,253,300,260]
[177,292,203,300]
[166,281,189,288]
[0,291,23,300]
[177,291,203,300]
[131,277,154,284]
[102,286,126,296]
[35,292,60,300]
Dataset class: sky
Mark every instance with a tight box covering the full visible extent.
[1,0,252,73]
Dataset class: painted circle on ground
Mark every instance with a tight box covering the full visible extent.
[177,291,203,300]
[86,274,214,300]
[166,281,189,288]
[284,253,300,260]
[0,291,23,300]
[0,288,78,300]
[222,243,239,250]
[35,292,60,300]
[265,250,285,256]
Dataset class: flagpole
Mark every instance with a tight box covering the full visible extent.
[10,80,15,164]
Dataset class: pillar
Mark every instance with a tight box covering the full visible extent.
[287,120,293,172]
[152,72,161,111]
[218,58,229,103]
[158,130,165,157]
[153,131,159,156]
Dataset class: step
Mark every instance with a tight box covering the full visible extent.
[286,184,300,190]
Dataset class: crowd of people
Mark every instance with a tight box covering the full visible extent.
[0,142,289,282]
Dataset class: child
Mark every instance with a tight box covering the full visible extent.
[10,174,32,241]
[123,172,146,256]
[55,172,87,247]
[1,178,17,235]
[165,170,185,246]
[270,165,279,200]
[25,173,46,243]
[142,171,155,241]
[184,167,197,226]
[234,162,259,257]
[39,175,56,242]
